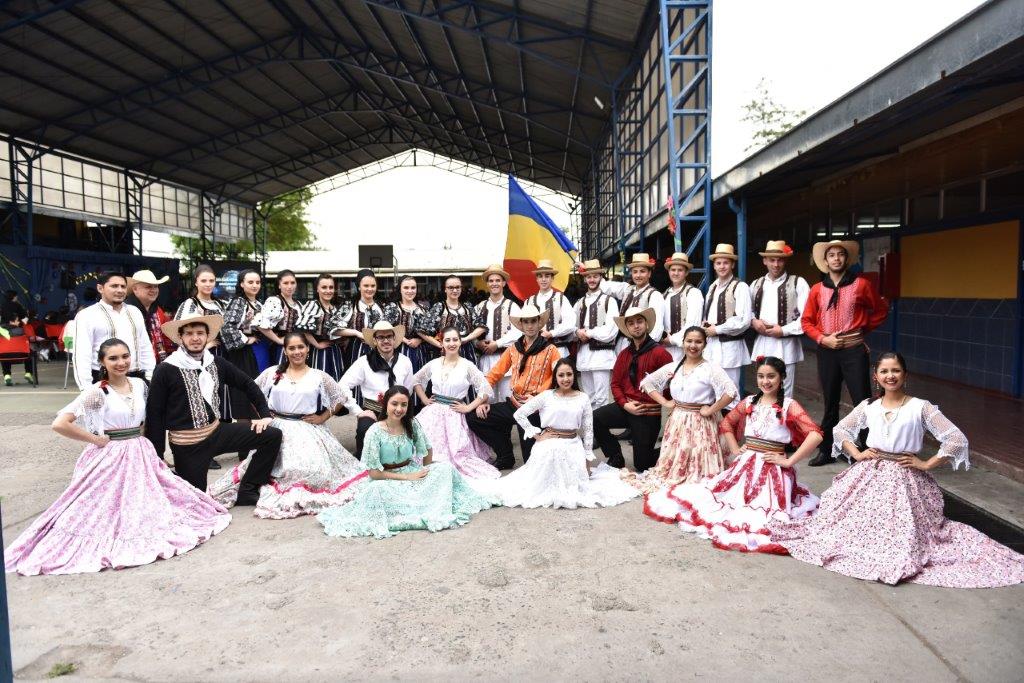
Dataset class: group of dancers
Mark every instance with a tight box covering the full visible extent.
[6,239,1024,590]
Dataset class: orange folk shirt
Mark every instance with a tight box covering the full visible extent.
[485,343,561,403]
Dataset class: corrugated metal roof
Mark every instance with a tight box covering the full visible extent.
[0,0,652,205]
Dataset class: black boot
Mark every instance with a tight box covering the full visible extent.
[208,458,222,470]
[616,429,632,441]
[807,450,835,467]
[235,484,260,506]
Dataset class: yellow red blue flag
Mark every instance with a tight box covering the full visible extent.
[503,176,579,300]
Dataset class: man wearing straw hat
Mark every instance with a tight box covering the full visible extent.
[592,306,671,471]
[598,252,665,354]
[338,320,415,458]
[473,264,522,403]
[573,259,620,409]
[748,240,809,398]
[466,304,561,469]
[701,244,752,406]
[802,239,888,466]
[145,312,282,500]
[125,269,175,363]
[524,259,576,358]
[660,251,704,363]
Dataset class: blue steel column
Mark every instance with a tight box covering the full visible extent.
[728,194,747,280]
[660,0,712,287]
[610,94,627,279]
[8,141,37,247]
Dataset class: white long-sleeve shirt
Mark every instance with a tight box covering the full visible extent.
[703,278,752,369]
[338,353,414,413]
[573,290,620,371]
[527,289,576,340]
[749,272,810,364]
[599,279,665,353]
[73,300,156,389]
[662,284,706,362]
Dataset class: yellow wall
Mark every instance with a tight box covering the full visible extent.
[900,221,1019,299]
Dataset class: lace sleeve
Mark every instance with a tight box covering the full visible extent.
[580,395,595,461]
[718,401,746,439]
[832,400,870,460]
[254,367,276,395]
[257,296,283,329]
[362,424,384,470]
[327,303,351,339]
[467,362,492,400]
[922,401,970,470]
[220,298,247,350]
[59,387,106,435]
[412,418,430,459]
[709,363,738,401]
[513,391,546,439]
[784,399,822,448]
[411,361,432,388]
[320,372,352,414]
[294,301,320,332]
[638,364,673,395]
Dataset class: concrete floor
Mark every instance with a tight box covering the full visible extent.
[2,362,1023,681]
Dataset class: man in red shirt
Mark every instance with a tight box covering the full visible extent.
[802,240,888,465]
[592,306,672,471]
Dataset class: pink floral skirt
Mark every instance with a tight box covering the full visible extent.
[417,403,500,480]
[623,407,723,495]
[5,437,230,575]
[768,459,1024,587]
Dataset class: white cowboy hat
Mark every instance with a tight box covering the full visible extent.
[532,259,559,275]
[812,240,860,273]
[613,306,656,337]
[625,252,656,270]
[577,258,607,275]
[758,240,795,258]
[509,304,550,331]
[362,320,406,348]
[127,269,169,288]
[481,263,511,281]
[161,312,223,346]
[663,252,693,270]
[709,243,739,261]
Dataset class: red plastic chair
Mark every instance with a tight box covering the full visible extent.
[0,332,38,387]
[44,323,65,352]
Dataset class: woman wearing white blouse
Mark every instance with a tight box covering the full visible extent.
[472,359,639,509]
[770,352,1024,587]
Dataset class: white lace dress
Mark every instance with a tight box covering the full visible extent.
[471,390,640,509]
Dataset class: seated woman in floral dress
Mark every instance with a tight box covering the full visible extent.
[317,386,498,539]
[646,356,821,553]
[769,352,1024,587]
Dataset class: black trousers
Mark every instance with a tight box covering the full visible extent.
[169,421,282,493]
[592,403,661,472]
[355,416,376,459]
[1,355,35,375]
[817,345,872,454]
[465,399,541,467]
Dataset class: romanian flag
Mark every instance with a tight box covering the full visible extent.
[503,175,579,300]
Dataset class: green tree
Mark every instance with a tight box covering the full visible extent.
[171,187,316,269]
[741,78,807,153]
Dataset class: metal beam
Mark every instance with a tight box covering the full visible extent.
[0,0,88,35]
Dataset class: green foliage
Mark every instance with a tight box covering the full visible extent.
[47,662,77,678]
[171,187,315,269]
[741,78,807,153]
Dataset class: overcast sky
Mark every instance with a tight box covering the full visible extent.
[146,0,985,262]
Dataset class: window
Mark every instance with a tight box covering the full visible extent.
[986,170,1024,211]
[943,181,980,219]
[877,200,902,230]
[909,192,939,225]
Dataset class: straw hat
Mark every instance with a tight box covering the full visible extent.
[625,253,656,270]
[758,240,794,258]
[362,320,406,348]
[481,263,510,281]
[509,304,550,331]
[663,252,693,270]
[613,306,656,337]
[161,312,223,346]
[532,259,559,275]
[577,259,606,275]
[127,269,169,288]
[812,239,859,273]
[709,244,738,261]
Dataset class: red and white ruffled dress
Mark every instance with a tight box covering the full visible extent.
[645,397,821,553]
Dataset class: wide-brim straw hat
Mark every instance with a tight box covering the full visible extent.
[532,259,559,275]
[162,312,223,346]
[577,258,606,275]
[481,263,510,281]
[362,320,406,348]
[127,269,169,288]
[509,304,550,331]
[663,252,692,270]
[812,240,860,273]
[625,252,656,270]
[709,243,738,261]
[613,306,656,337]
[758,240,794,258]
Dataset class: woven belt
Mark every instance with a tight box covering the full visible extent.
[873,450,910,461]
[272,411,311,421]
[105,426,143,440]
[745,437,786,453]
[169,420,220,446]
[431,393,462,406]
[382,459,411,470]
[674,401,707,412]
[362,398,383,414]
[541,427,578,439]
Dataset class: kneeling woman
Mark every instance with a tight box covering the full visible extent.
[646,356,821,553]
[625,326,735,494]
[208,332,368,519]
[770,352,1024,587]
[475,359,639,509]
[5,339,230,575]
[317,386,498,539]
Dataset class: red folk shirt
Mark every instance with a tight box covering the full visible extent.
[801,276,887,345]
[610,343,673,406]
[486,343,562,405]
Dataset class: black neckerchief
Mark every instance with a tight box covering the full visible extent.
[821,271,857,310]
[367,350,398,387]
[628,336,659,386]
[514,335,550,374]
